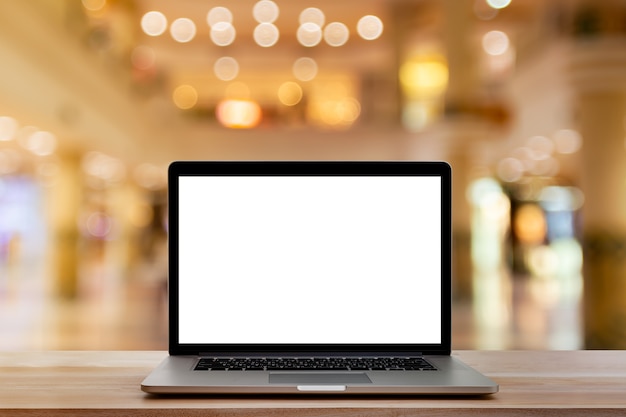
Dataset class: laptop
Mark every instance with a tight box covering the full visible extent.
[141,160,498,395]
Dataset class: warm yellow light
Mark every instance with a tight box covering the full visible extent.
[82,0,106,12]
[310,97,361,128]
[400,57,448,98]
[216,100,262,128]
[278,82,303,106]
[514,204,546,245]
[172,85,198,109]
[129,202,154,228]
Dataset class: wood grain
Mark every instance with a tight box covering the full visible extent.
[1,351,626,416]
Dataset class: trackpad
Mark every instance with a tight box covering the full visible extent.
[270,372,372,385]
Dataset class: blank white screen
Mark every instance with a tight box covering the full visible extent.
[178,176,441,344]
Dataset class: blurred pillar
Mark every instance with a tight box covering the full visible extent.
[440,0,511,300]
[440,0,487,300]
[569,37,626,348]
[47,152,82,299]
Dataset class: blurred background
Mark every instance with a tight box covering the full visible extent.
[1,0,625,351]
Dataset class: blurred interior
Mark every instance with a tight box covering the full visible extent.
[1,0,626,351]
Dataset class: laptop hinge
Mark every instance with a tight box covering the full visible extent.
[198,352,424,358]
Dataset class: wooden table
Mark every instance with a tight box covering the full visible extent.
[1,350,625,416]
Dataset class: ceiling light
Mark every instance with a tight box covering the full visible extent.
[297,23,322,47]
[324,22,349,47]
[299,7,325,27]
[207,6,233,26]
[141,11,167,37]
[357,15,383,40]
[211,22,236,46]
[254,23,279,47]
[253,0,279,23]
[170,18,196,43]
[486,0,512,9]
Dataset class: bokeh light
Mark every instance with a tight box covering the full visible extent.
[278,82,303,106]
[216,99,262,129]
[141,11,167,37]
[253,0,279,24]
[254,22,279,47]
[482,30,510,56]
[82,151,126,183]
[400,57,449,98]
[214,57,240,81]
[210,22,236,46]
[81,0,106,12]
[497,157,525,182]
[357,15,384,40]
[553,129,582,154]
[514,204,546,245]
[293,57,318,81]
[297,22,322,47]
[170,18,196,43]
[24,130,57,156]
[207,6,233,26]
[0,116,18,141]
[487,0,512,9]
[299,7,325,27]
[172,84,198,109]
[324,22,350,47]
[133,163,166,190]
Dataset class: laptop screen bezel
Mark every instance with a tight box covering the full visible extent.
[167,161,452,356]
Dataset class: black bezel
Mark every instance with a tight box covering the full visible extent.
[167,161,452,356]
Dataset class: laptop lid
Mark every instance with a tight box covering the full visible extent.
[167,161,452,357]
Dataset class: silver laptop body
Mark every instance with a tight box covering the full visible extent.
[141,161,498,395]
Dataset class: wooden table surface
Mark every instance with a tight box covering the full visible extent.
[1,350,625,416]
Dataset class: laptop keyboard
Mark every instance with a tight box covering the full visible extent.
[194,357,436,371]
